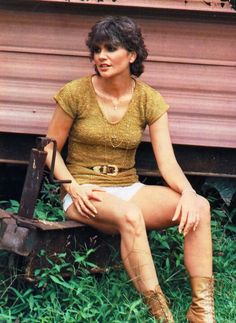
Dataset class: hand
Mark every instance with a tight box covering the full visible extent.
[172,190,200,236]
[66,182,105,219]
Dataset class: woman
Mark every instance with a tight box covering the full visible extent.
[45,16,215,322]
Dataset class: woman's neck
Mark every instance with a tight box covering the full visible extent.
[94,74,134,99]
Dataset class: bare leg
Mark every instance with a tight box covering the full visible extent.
[120,209,158,292]
[67,185,213,285]
[131,185,214,322]
[66,184,213,322]
[184,196,212,277]
[130,186,213,278]
[66,192,158,292]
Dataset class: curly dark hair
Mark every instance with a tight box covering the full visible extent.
[86,16,148,77]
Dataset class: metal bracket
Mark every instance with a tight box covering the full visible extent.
[17,137,71,219]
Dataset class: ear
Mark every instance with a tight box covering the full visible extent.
[129,51,137,64]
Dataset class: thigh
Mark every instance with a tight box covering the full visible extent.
[130,185,180,230]
[65,191,140,234]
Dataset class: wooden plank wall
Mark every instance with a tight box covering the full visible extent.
[39,0,236,13]
[0,1,236,148]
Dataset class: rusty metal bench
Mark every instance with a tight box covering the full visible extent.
[0,137,119,280]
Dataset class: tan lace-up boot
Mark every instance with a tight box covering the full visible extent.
[187,277,216,323]
[144,284,174,322]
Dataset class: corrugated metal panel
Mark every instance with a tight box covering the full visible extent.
[0,3,236,148]
[38,0,236,13]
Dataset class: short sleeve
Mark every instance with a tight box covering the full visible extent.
[145,90,170,125]
[54,82,77,119]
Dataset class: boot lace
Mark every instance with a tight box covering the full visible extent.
[204,280,215,323]
[149,289,172,322]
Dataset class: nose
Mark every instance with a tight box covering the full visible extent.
[98,48,107,60]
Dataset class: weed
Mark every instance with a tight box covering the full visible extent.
[0,180,235,322]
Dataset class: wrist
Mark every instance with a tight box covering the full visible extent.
[181,187,196,195]
[63,182,71,193]
[63,179,77,193]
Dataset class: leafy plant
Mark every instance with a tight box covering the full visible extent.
[0,178,235,322]
[0,199,20,214]
[201,178,236,235]
[0,179,65,221]
[35,178,65,221]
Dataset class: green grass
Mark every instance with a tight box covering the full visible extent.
[0,182,235,323]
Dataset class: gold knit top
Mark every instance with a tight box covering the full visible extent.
[54,76,169,186]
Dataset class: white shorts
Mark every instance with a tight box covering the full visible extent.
[63,182,144,212]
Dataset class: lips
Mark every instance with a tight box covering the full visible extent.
[99,64,111,68]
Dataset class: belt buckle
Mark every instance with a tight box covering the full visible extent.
[106,164,118,176]
[93,165,118,176]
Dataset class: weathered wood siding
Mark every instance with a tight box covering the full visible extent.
[39,0,236,13]
[0,0,236,148]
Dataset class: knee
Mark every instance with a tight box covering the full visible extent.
[118,205,145,236]
[198,196,211,225]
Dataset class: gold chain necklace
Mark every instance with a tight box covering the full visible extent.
[94,80,135,110]
[104,121,130,168]
[93,79,135,169]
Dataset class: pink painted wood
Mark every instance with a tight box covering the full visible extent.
[38,0,236,13]
[0,3,236,148]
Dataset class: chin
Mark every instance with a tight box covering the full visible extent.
[99,72,113,78]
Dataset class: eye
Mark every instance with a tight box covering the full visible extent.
[106,44,117,52]
[93,46,101,54]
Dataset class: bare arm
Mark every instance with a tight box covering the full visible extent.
[149,112,193,194]
[45,104,75,186]
[149,113,199,236]
[45,105,104,218]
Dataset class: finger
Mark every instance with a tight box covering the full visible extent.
[88,192,103,202]
[172,202,181,221]
[88,188,106,201]
[72,191,98,215]
[178,210,188,234]
[82,196,98,215]
[92,187,106,192]
[193,214,200,231]
[184,211,199,236]
[73,201,90,219]
[79,198,97,218]
[183,216,195,236]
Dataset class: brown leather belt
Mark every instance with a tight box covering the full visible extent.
[89,165,128,176]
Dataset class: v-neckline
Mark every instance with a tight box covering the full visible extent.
[90,75,137,125]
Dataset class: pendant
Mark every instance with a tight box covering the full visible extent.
[112,98,119,110]
[111,134,122,148]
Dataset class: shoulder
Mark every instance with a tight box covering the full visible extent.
[136,79,164,100]
[61,76,92,95]
[54,76,92,118]
[135,80,169,125]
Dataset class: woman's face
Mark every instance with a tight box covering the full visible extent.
[92,43,136,79]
